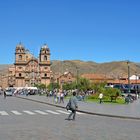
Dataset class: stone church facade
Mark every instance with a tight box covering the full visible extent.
[8,43,51,87]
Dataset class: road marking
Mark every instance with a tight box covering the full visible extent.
[23,111,36,115]
[11,110,22,115]
[34,110,48,115]
[67,110,84,115]
[46,110,60,114]
[0,111,9,115]
[0,110,84,116]
[56,110,70,114]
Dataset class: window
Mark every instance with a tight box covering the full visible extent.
[44,73,47,77]
[44,56,47,61]
[19,73,22,77]
[19,55,22,60]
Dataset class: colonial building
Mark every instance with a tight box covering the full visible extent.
[57,72,76,89]
[8,43,51,87]
[81,73,113,83]
[81,73,140,85]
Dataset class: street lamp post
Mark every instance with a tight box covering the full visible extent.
[50,71,54,91]
[76,66,79,90]
[135,71,137,84]
[127,61,130,93]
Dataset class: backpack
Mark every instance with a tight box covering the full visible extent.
[66,102,71,110]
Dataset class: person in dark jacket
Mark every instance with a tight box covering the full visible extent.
[3,90,6,99]
[66,92,78,120]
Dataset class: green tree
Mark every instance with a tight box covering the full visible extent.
[103,87,121,99]
[47,82,60,91]
[62,81,77,90]
[91,82,106,94]
[77,78,91,91]
[62,78,91,91]
[34,83,46,90]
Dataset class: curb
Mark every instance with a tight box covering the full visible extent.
[16,96,140,121]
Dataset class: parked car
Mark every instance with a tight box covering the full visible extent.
[5,89,13,96]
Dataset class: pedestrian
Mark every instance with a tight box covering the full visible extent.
[57,90,61,104]
[66,91,78,121]
[98,93,103,104]
[3,90,6,99]
[60,91,64,103]
[53,90,57,103]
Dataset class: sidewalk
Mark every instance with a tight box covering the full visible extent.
[16,95,140,120]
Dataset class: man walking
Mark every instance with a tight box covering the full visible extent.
[66,92,78,121]
[3,90,6,99]
[99,93,103,104]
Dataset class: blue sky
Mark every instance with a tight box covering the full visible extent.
[0,0,140,64]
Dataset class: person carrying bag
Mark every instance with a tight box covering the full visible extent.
[66,92,78,121]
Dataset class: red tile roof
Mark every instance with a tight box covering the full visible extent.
[81,73,113,80]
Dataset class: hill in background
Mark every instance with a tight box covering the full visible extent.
[0,60,140,78]
[51,60,140,78]
[0,65,11,75]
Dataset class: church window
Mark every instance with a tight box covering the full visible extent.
[44,56,47,61]
[19,55,22,60]
[19,73,22,77]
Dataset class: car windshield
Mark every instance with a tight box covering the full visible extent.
[6,90,12,92]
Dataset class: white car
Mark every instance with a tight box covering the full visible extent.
[5,89,13,96]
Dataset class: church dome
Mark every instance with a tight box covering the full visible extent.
[15,42,25,52]
[42,44,48,49]
[40,44,50,52]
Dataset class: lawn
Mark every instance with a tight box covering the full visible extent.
[84,95,126,104]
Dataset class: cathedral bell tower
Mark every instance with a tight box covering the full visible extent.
[15,42,26,64]
[14,43,26,87]
[39,44,51,86]
[39,44,50,63]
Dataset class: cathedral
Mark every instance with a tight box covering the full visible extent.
[8,43,51,87]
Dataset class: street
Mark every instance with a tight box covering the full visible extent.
[0,96,140,140]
